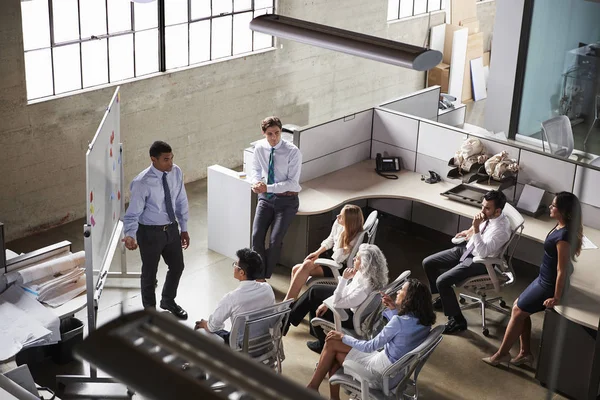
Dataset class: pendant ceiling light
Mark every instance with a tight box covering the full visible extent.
[249,14,442,71]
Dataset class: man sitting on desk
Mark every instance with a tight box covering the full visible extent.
[194,248,275,344]
[251,116,302,280]
[423,190,511,334]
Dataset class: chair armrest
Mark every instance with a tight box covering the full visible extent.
[322,297,348,331]
[472,257,501,293]
[314,258,343,269]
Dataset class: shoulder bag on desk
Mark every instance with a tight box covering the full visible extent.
[375,153,401,180]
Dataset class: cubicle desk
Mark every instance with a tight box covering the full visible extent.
[294,158,600,399]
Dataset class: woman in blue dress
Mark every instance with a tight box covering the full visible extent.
[483,192,582,367]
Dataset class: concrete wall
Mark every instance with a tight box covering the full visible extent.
[0,0,495,241]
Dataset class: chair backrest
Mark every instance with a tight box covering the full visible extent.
[381,325,444,396]
[541,115,574,158]
[498,203,525,274]
[363,211,379,244]
[229,299,293,358]
[347,211,379,269]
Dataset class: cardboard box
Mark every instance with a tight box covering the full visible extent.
[462,32,484,102]
[428,63,450,93]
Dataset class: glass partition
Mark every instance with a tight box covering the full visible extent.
[516,0,600,159]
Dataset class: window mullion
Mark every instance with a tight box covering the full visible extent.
[132,1,136,77]
[230,0,234,56]
[209,0,213,60]
[77,0,83,88]
[48,0,56,95]
[188,0,191,66]
[158,0,166,71]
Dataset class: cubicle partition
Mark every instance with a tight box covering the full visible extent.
[296,109,373,183]
[379,86,440,122]
[209,87,600,267]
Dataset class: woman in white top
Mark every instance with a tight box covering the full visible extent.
[284,244,389,354]
[284,204,364,301]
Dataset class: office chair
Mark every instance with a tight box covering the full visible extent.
[308,210,380,288]
[227,299,293,374]
[583,94,600,152]
[541,115,574,158]
[310,270,411,340]
[456,203,524,336]
[329,325,444,400]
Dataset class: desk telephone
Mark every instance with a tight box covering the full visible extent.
[376,153,401,179]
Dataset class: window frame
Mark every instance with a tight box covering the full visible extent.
[22,0,275,101]
[386,0,488,22]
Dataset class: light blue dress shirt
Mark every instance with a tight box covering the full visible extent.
[123,164,189,238]
[342,309,430,364]
[251,138,302,193]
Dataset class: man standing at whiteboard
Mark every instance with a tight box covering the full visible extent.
[123,141,190,320]
[251,116,302,280]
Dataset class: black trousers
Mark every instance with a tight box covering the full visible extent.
[137,223,185,308]
[251,194,299,279]
[288,284,354,346]
[422,246,487,318]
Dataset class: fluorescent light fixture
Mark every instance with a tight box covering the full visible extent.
[250,14,442,71]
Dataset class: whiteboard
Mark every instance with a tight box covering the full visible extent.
[86,87,122,275]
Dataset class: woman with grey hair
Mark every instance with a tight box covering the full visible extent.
[285,243,389,354]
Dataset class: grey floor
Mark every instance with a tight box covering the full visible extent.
[7,178,568,400]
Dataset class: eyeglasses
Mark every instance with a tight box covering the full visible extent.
[232,261,242,270]
[549,204,557,209]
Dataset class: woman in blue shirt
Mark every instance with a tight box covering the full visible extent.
[483,192,583,368]
[306,278,436,399]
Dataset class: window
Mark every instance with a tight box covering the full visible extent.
[388,0,485,21]
[21,0,275,101]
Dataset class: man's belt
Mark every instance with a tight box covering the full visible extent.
[277,191,298,196]
[139,223,176,231]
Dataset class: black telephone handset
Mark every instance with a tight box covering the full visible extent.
[422,170,442,184]
[375,153,401,180]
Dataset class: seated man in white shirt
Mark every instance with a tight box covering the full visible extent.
[194,248,275,344]
[422,190,511,334]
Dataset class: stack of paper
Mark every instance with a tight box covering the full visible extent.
[0,286,60,361]
[5,251,86,307]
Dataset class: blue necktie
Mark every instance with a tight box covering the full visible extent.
[162,172,176,223]
[267,147,275,199]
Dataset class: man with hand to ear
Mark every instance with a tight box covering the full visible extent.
[123,140,190,320]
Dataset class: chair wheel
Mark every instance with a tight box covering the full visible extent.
[459,297,466,304]
[499,300,507,308]
[482,328,490,337]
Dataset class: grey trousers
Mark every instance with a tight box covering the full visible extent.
[251,194,299,279]
[137,223,185,308]
[422,246,487,318]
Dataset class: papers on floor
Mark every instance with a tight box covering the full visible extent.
[4,251,86,307]
[0,286,60,361]
[582,235,598,250]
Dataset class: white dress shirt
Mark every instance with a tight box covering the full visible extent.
[327,271,372,313]
[207,280,275,332]
[468,212,511,258]
[321,220,358,264]
[251,138,302,193]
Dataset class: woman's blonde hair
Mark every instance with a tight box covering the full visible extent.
[339,205,364,253]
[356,244,389,291]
